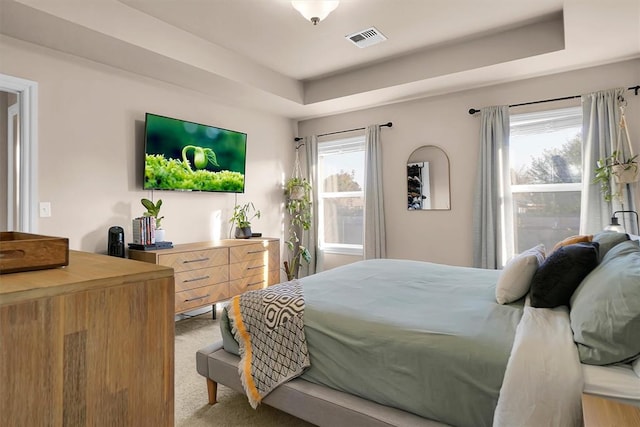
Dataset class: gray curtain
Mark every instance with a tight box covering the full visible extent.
[299,135,319,275]
[364,124,386,259]
[580,88,635,234]
[472,106,512,269]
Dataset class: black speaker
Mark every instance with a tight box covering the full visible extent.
[108,226,125,258]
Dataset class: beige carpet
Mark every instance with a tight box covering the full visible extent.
[174,309,314,427]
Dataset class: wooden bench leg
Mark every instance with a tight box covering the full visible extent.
[207,378,218,405]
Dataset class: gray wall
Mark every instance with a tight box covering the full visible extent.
[299,59,640,268]
[1,36,295,257]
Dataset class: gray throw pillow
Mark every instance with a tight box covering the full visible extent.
[529,242,599,308]
[570,240,640,365]
[592,231,630,262]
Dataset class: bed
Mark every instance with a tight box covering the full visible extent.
[196,234,640,427]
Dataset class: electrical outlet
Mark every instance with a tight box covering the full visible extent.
[39,202,51,218]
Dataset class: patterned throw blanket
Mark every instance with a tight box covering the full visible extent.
[228,279,310,408]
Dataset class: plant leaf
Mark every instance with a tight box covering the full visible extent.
[204,148,219,167]
[301,247,311,263]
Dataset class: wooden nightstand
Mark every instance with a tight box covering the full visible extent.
[582,393,640,426]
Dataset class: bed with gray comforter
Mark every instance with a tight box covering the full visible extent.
[216,259,524,427]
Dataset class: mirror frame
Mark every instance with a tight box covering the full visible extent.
[407,145,451,211]
[1,74,38,232]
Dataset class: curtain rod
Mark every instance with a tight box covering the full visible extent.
[294,122,392,142]
[468,85,640,115]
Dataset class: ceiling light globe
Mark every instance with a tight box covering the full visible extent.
[291,1,339,25]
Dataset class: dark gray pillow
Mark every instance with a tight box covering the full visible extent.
[529,242,599,308]
[592,231,630,262]
[570,240,640,365]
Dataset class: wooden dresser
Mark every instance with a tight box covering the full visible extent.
[0,250,175,427]
[129,238,280,314]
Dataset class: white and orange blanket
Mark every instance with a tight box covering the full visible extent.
[228,279,310,408]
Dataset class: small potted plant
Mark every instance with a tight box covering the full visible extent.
[230,202,260,239]
[594,151,639,202]
[141,198,165,242]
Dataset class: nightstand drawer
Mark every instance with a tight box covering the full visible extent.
[158,248,228,273]
[175,283,230,313]
[230,258,267,280]
[582,393,640,426]
[174,265,229,292]
[230,242,269,264]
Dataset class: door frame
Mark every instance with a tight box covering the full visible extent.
[0,74,38,232]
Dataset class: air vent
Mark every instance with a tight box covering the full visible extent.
[345,27,387,48]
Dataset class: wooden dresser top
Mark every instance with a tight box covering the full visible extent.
[0,250,174,306]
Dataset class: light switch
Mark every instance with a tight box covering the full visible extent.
[39,202,51,217]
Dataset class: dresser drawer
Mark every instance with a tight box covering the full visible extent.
[230,258,267,280]
[229,273,268,295]
[230,242,269,264]
[175,283,230,313]
[174,265,229,293]
[158,248,228,273]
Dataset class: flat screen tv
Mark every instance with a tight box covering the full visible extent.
[143,113,247,193]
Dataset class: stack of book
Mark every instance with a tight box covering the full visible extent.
[132,216,156,245]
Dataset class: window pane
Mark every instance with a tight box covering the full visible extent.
[320,152,364,192]
[510,130,582,185]
[322,197,363,245]
[513,191,581,253]
[318,135,365,251]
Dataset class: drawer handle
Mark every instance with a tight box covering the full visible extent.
[183,257,209,264]
[183,275,210,283]
[247,250,266,254]
[247,280,265,287]
[184,294,210,303]
[247,265,266,270]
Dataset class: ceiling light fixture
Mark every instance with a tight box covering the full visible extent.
[291,1,339,25]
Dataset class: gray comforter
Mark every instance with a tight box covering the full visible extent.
[221,259,524,427]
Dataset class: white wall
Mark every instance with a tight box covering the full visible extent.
[298,59,640,268]
[1,36,295,254]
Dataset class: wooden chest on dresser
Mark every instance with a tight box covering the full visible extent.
[129,238,280,314]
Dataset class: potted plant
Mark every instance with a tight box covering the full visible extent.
[283,177,312,280]
[594,151,639,202]
[230,202,260,239]
[287,176,307,200]
[141,198,165,241]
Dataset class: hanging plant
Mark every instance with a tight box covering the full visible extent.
[593,99,638,202]
[283,144,313,280]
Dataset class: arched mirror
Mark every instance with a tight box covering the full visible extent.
[407,145,450,210]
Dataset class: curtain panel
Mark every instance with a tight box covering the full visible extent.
[580,87,636,234]
[298,135,319,276]
[364,124,387,259]
[473,106,512,269]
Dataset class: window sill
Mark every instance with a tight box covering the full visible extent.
[320,245,363,256]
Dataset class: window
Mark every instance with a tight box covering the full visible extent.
[317,135,366,255]
[509,106,583,255]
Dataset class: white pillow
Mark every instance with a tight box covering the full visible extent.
[496,244,546,304]
[633,357,640,378]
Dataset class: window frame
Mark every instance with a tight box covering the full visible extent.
[316,134,366,256]
[507,105,583,258]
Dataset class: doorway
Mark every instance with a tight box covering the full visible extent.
[0,74,38,232]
